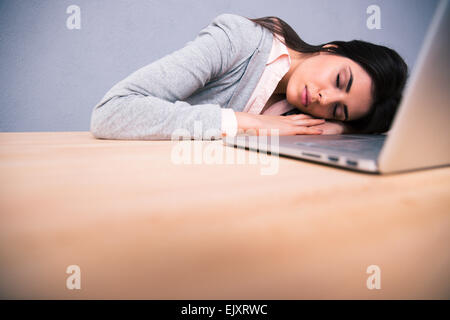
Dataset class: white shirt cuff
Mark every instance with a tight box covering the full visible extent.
[221,108,238,137]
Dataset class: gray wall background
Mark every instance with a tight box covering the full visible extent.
[0,0,439,132]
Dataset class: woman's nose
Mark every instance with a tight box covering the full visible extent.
[316,90,340,106]
[316,92,326,105]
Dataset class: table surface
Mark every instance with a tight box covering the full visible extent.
[0,132,449,299]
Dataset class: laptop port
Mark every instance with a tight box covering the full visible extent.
[346,159,358,166]
[328,156,339,162]
[301,152,321,159]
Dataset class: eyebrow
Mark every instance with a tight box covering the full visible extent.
[346,67,353,93]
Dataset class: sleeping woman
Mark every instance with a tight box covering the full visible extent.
[90,14,408,140]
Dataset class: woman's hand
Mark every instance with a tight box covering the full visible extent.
[235,112,325,136]
[310,119,347,135]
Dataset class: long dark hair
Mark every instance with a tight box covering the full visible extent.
[247,16,409,134]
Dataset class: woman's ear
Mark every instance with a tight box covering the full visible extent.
[322,43,338,49]
[319,43,338,55]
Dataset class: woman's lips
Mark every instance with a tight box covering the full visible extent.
[301,86,310,107]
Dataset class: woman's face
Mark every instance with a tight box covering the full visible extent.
[285,50,373,121]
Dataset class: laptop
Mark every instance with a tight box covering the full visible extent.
[223,0,450,174]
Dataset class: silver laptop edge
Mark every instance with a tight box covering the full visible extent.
[378,0,450,173]
[224,134,381,172]
[223,0,450,174]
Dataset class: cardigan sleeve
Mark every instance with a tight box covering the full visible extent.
[220,108,238,137]
[90,14,257,140]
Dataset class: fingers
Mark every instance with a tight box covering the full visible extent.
[293,119,325,126]
[286,114,311,120]
[288,114,313,120]
[298,127,323,135]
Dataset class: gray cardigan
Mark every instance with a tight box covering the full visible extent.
[90,14,275,140]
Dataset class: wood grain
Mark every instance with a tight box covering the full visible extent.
[0,132,449,299]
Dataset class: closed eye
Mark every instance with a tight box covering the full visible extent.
[333,72,348,120]
[333,104,339,119]
[333,103,348,121]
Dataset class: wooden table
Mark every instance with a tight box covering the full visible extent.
[0,132,449,299]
